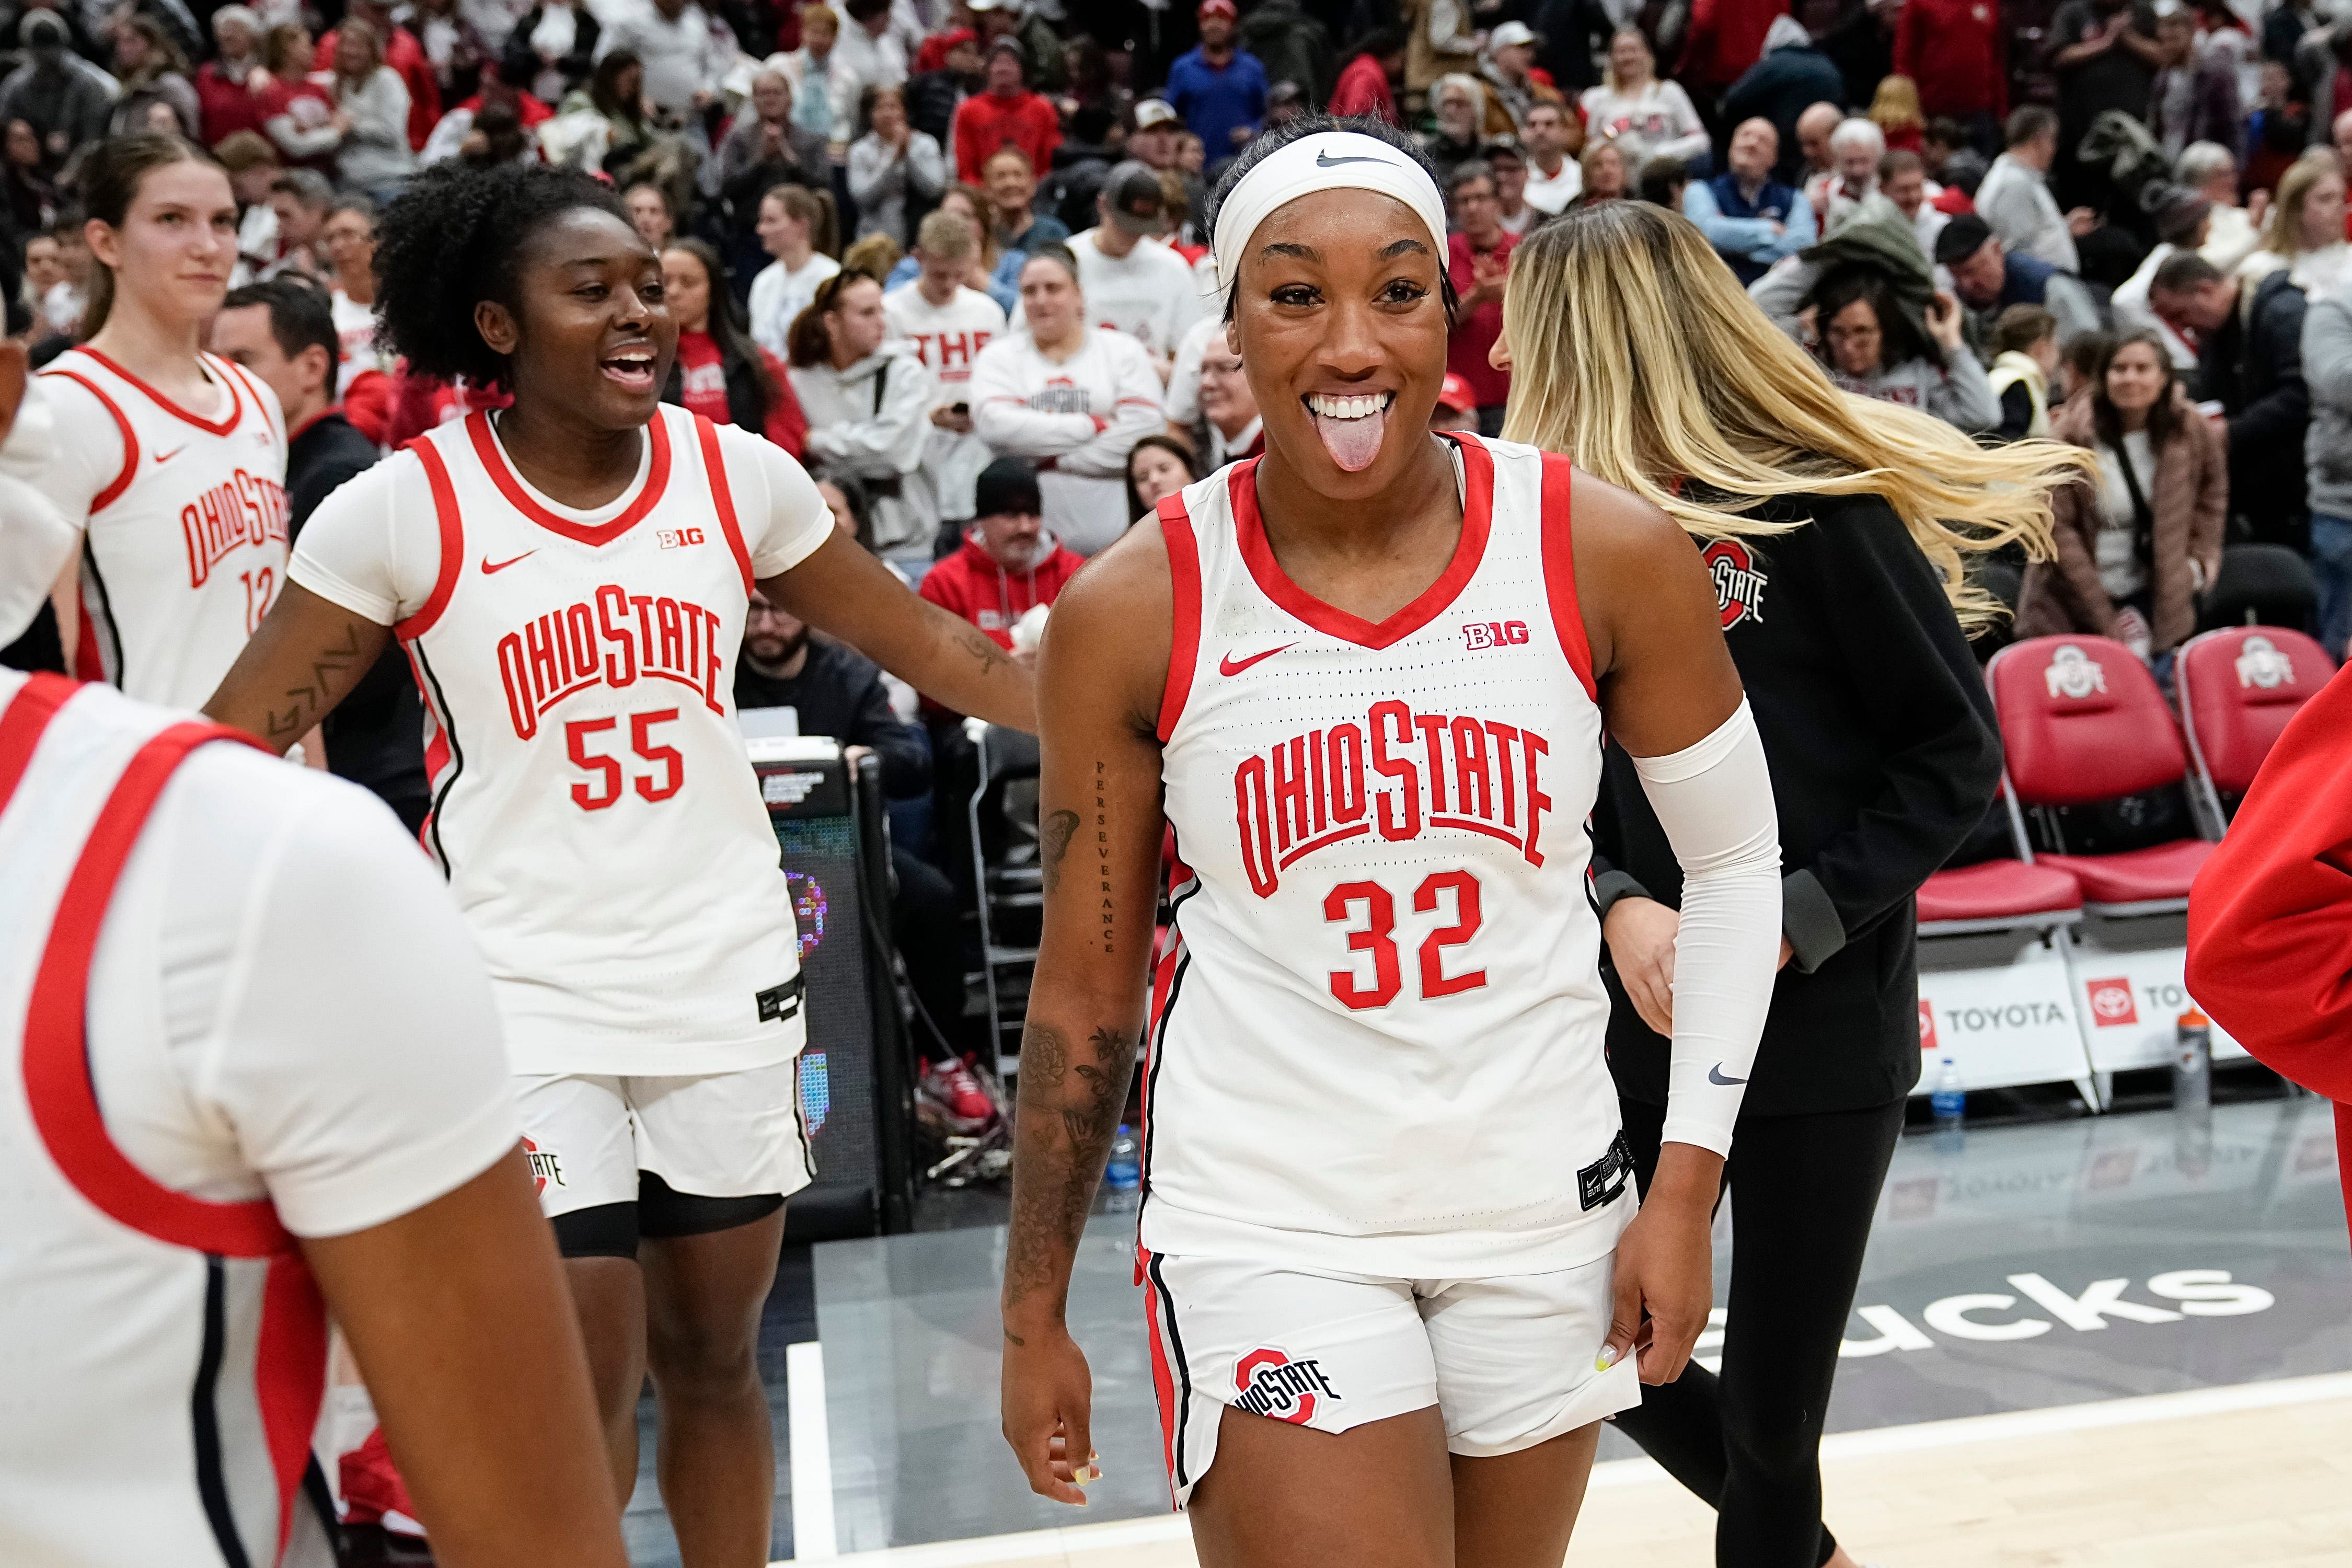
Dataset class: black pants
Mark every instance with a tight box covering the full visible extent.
[1612,1094,1908,1568]
[891,844,971,1064]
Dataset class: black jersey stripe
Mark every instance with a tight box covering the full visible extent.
[79,538,124,688]
[1144,1250,1195,1490]
[191,1255,255,1568]
[409,641,465,874]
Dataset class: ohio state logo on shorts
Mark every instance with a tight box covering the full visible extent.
[1233,1347,1341,1424]
[1702,540,1767,630]
[522,1134,565,1194]
[2085,977,2138,1027]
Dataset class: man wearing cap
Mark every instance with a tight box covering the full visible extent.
[951,34,1061,185]
[1931,213,2101,357]
[1430,372,1479,431]
[1070,160,1209,375]
[1166,0,1269,154]
[1481,21,1562,133]
[916,457,1087,657]
[2113,186,2217,367]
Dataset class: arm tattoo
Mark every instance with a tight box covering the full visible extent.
[955,622,1011,676]
[263,619,366,742]
[1040,809,1079,895]
[1093,759,1114,956]
[1002,1022,1142,1319]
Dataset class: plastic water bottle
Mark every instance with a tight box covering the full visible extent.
[2173,1008,2212,1115]
[1930,1056,1966,1145]
[1103,1126,1141,1212]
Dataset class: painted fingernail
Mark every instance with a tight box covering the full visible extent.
[1596,1345,1621,1371]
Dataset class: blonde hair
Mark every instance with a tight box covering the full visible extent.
[1866,75,1923,134]
[1603,27,1654,93]
[1500,203,2086,631]
[2264,147,2345,258]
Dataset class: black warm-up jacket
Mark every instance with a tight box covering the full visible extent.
[1592,490,2004,1116]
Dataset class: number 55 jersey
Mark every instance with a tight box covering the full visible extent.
[1146,433,1630,1277]
[288,406,834,1075]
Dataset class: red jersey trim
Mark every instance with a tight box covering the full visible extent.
[1537,453,1598,703]
[22,719,293,1258]
[693,414,756,594]
[67,348,247,437]
[1156,493,1202,742]
[0,673,78,805]
[465,409,673,547]
[1230,431,1495,651]
[394,441,465,641]
[257,1252,328,1563]
[215,358,280,445]
[40,368,140,514]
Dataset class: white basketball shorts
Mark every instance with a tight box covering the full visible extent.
[1137,1247,1639,1508]
[513,1059,816,1219]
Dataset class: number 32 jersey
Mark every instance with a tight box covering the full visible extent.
[1145,433,1629,1278]
[289,406,833,1075]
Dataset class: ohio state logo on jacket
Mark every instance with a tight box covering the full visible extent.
[1703,540,1767,630]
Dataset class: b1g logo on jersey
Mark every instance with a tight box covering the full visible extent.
[1233,1348,1340,1424]
[180,468,290,587]
[2085,976,2139,1027]
[495,584,731,740]
[1232,699,1556,896]
[1703,540,1767,630]
[1462,619,1529,651]
[521,1135,564,1195]
[656,527,707,550]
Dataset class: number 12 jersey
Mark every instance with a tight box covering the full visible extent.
[1145,433,1628,1278]
[289,406,834,1075]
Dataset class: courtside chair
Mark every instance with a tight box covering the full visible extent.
[1916,781,2085,937]
[2173,627,2336,834]
[1986,635,2215,916]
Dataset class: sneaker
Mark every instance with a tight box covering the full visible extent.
[339,1426,425,1539]
[919,1055,997,1129]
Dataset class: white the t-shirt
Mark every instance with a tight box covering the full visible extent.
[87,739,519,1236]
[971,326,1166,556]
[748,252,843,360]
[330,287,388,392]
[1068,227,1208,364]
[885,279,1007,522]
[2094,430,2155,602]
[1525,155,1582,214]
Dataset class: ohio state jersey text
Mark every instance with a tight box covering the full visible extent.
[180,468,290,587]
[495,584,730,740]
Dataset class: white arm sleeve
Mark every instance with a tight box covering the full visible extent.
[1630,699,1782,1157]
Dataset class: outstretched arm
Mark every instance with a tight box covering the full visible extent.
[763,532,1034,732]
[999,529,1171,1505]
[1575,474,1779,1385]
[203,580,392,751]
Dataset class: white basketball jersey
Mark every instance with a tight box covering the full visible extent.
[1143,434,1633,1277]
[40,349,290,711]
[395,407,803,1075]
[0,672,330,1568]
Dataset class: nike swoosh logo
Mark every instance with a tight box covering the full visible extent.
[155,445,187,464]
[480,550,537,574]
[1219,643,1293,676]
[1708,1064,1748,1087]
[1314,150,1391,168]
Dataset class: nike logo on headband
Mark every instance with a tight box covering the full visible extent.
[1314,149,1393,168]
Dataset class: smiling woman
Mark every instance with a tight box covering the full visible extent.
[198,158,1036,1562]
[999,116,1786,1568]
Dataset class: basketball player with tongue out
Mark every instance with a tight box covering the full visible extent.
[1000,116,1786,1566]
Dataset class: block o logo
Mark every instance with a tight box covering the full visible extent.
[2085,977,2139,1027]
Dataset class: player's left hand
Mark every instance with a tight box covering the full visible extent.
[1601,1152,1720,1385]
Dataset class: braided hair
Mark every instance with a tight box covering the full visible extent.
[372,160,632,390]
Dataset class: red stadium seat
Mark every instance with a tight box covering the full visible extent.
[1985,636,2214,915]
[1917,858,2083,935]
[2174,627,2335,821]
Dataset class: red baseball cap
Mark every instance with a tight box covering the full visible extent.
[1436,373,1477,413]
[1199,0,1237,16]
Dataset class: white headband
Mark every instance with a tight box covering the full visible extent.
[1210,131,1450,302]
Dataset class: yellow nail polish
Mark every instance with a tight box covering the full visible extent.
[1596,1345,1620,1371]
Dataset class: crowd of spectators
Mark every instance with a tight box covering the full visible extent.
[8,0,2352,958]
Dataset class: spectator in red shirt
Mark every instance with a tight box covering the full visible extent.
[1445,158,1519,435]
[1329,26,1406,124]
[1679,0,1788,101]
[313,0,441,151]
[1893,0,2007,143]
[918,457,1085,655]
[951,37,1060,186]
[660,238,808,455]
[194,5,272,144]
